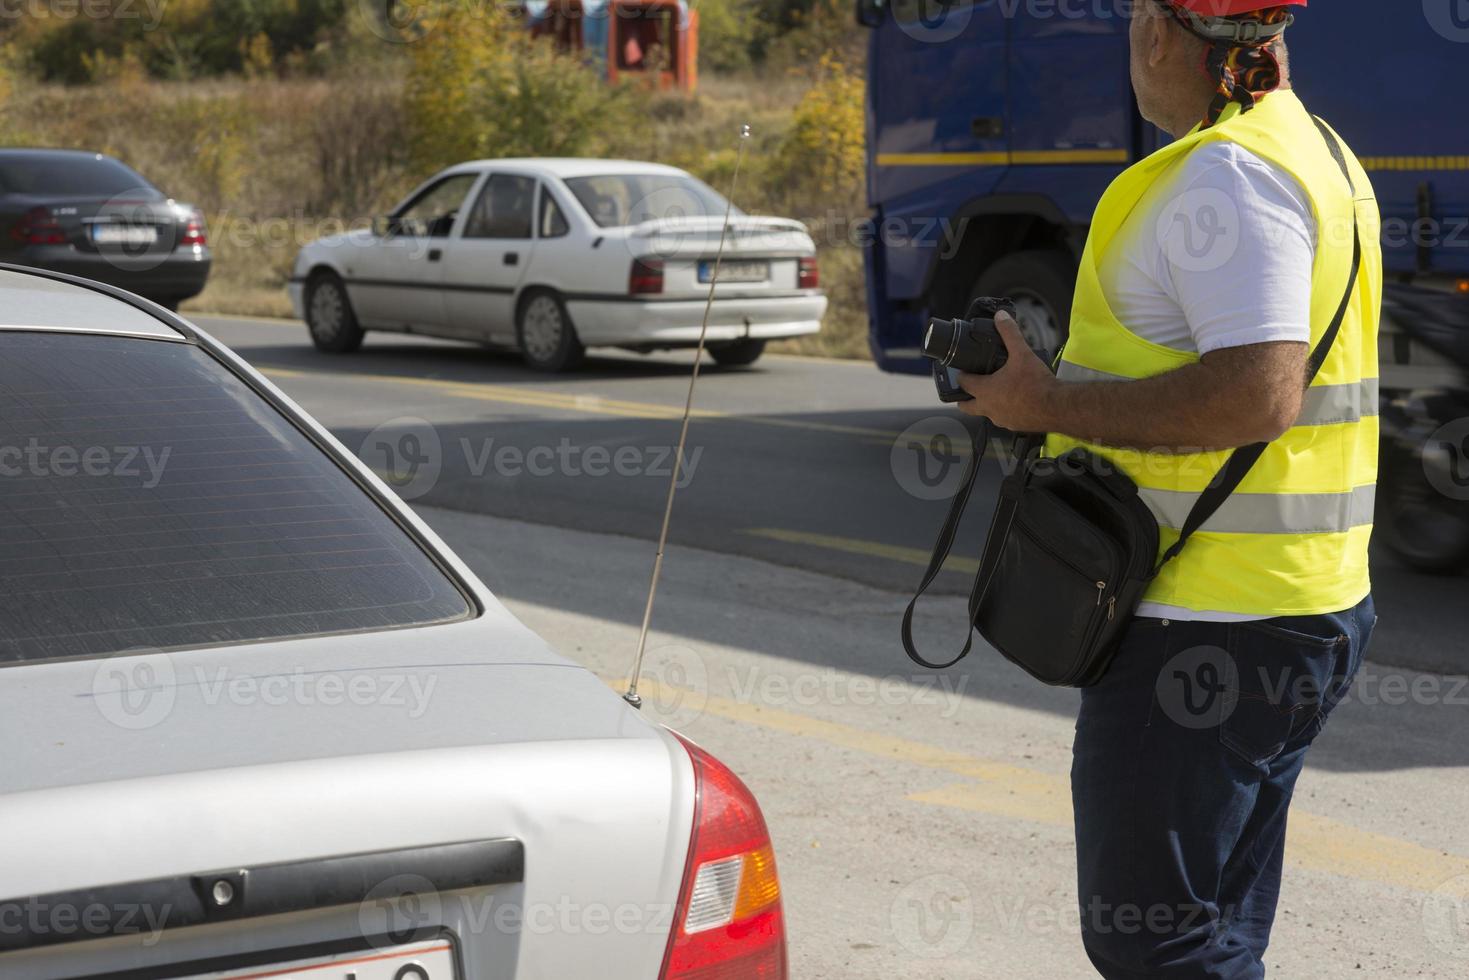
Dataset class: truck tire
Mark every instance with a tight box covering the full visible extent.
[971,250,1076,362]
[1377,453,1469,574]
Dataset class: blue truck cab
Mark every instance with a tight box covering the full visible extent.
[857,0,1469,375]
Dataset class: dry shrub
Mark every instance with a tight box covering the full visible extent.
[771,53,866,214]
[403,3,636,171]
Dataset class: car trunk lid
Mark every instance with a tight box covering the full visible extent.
[0,622,693,980]
[628,215,816,296]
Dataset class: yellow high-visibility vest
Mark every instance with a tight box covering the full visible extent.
[1045,90,1382,617]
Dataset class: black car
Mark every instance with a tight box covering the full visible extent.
[0,148,211,310]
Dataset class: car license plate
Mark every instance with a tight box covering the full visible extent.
[179,939,456,979]
[699,260,768,284]
[91,224,158,245]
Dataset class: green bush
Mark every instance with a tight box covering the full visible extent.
[3,0,350,82]
[692,0,754,72]
[403,4,635,172]
[771,53,866,213]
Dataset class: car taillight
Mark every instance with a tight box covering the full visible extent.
[180,210,207,247]
[661,733,786,980]
[10,206,66,246]
[797,256,819,290]
[630,257,665,295]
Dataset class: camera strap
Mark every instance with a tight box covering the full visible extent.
[899,418,996,669]
[902,117,1360,672]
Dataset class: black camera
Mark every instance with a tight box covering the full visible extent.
[922,296,1016,403]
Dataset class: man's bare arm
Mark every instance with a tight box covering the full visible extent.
[957,314,1311,452]
[1043,341,1310,452]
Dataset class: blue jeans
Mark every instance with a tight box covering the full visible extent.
[1071,595,1376,979]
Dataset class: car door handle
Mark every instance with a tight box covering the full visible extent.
[428,248,443,262]
[504,252,519,266]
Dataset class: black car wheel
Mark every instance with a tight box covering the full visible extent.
[305,272,365,353]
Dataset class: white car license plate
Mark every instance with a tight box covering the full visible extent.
[91,224,158,245]
[699,259,768,284]
[181,939,456,979]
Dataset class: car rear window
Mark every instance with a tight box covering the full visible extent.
[0,332,471,663]
[565,173,737,228]
[0,154,162,198]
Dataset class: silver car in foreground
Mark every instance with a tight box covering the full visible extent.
[0,266,786,979]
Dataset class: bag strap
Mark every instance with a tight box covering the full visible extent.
[1154,116,1361,573]
[901,419,994,669]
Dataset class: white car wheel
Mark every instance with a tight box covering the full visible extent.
[517,291,584,372]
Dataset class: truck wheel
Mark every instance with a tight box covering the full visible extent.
[709,339,767,367]
[1377,459,1469,573]
[305,272,365,353]
[517,289,585,373]
[971,250,1076,362]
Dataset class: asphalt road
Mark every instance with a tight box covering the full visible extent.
[186,314,1469,978]
[195,314,1468,676]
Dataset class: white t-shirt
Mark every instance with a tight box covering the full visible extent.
[1098,141,1317,622]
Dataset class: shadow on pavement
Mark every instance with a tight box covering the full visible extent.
[335,409,1468,777]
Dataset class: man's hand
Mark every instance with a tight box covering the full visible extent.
[956,312,1059,432]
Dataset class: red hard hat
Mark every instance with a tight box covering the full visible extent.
[1168,0,1307,14]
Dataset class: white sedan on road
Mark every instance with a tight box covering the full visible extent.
[289,159,828,371]
[0,264,787,979]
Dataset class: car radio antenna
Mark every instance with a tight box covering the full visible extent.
[624,123,752,710]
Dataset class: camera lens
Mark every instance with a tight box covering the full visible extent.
[922,318,960,367]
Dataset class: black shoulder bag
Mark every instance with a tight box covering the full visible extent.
[901,118,1362,686]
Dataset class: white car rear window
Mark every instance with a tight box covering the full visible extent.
[0,332,471,663]
[565,173,735,228]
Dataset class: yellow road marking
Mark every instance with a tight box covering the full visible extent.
[742,527,980,575]
[624,677,1469,896]
[910,781,1469,898]
[259,364,907,440]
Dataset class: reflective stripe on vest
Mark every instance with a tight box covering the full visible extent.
[1138,484,1377,534]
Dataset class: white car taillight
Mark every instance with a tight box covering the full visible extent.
[661,733,787,979]
[630,257,665,295]
[797,256,819,290]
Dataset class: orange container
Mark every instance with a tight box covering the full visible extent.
[530,0,698,92]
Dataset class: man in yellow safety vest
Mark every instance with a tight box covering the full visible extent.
[958,1,1381,976]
